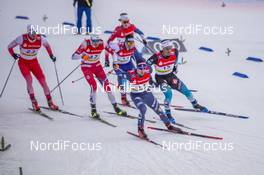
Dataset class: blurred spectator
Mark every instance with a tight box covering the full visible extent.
[73,0,93,34]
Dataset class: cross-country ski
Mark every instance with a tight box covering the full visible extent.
[28,108,54,120]
[103,111,156,123]
[127,131,164,148]
[173,107,249,119]
[147,126,223,140]
[40,106,83,118]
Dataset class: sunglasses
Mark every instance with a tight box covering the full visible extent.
[122,20,130,24]
[163,46,172,51]
[91,39,100,43]
[126,41,134,46]
[138,64,147,70]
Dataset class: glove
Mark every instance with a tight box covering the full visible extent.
[82,55,90,61]
[105,59,110,67]
[12,53,20,60]
[50,55,56,62]
[172,65,178,74]
[142,39,147,46]
[113,64,119,70]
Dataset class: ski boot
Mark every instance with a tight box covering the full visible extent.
[138,126,148,139]
[31,99,40,111]
[191,100,208,112]
[121,94,130,106]
[166,123,182,132]
[30,94,40,111]
[113,103,127,116]
[91,104,100,118]
[47,99,59,110]
[165,109,176,124]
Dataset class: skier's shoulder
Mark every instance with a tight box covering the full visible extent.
[113,26,122,33]
[127,69,137,78]
[147,53,159,64]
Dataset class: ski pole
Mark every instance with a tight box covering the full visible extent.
[51,64,80,93]
[135,36,157,54]
[53,62,65,105]
[0,60,16,98]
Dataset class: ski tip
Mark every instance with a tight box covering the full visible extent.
[239,116,249,119]
[209,136,223,140]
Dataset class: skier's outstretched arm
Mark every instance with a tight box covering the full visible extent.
[72,40,87,60]
[133,49,145,64]
[7,36,22,57]
[135,28,147,45]
[173,48,179,73]
[146,54,158,73]
[41,36,54,57]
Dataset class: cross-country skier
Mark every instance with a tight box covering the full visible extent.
[124,61,181,138]
[105,12,147,67]
[7,25,58,111]
[106,34,144,106]
[71,34,126,118]
[146,40,208,122]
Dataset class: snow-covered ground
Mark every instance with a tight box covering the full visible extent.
[0,0,264,175]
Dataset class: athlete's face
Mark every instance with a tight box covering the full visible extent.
[137,64,147,76]
[125,40,135,50]
[121,20,130,28]
[137,68,146,76]
[28,30,37,40]
[162,46,172,57]
[91,40,100,47]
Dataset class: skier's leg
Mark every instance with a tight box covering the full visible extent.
[160,83,174,120]
[116,64,129,105]
[168,74,208,111]
[81,66,97,104]
[95,65,126,116]
[104,51,110,67]
[155,74,174,120]
[130,93,147,128]
[30,59,50,96]
[142,91,170,124]
[95,65,116,104]
[18,59,39,110]
[18,59,34,96]
[30,59,58,109]
[84,7,92,33]
[82,66,100,117]
[143,91,182,131]
[77,6,84,34]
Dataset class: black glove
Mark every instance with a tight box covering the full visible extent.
[105,59,110,67]
[172,65,178,74]
[12,53,20,60]
[50,55,56,62]
[142,39,147,45]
